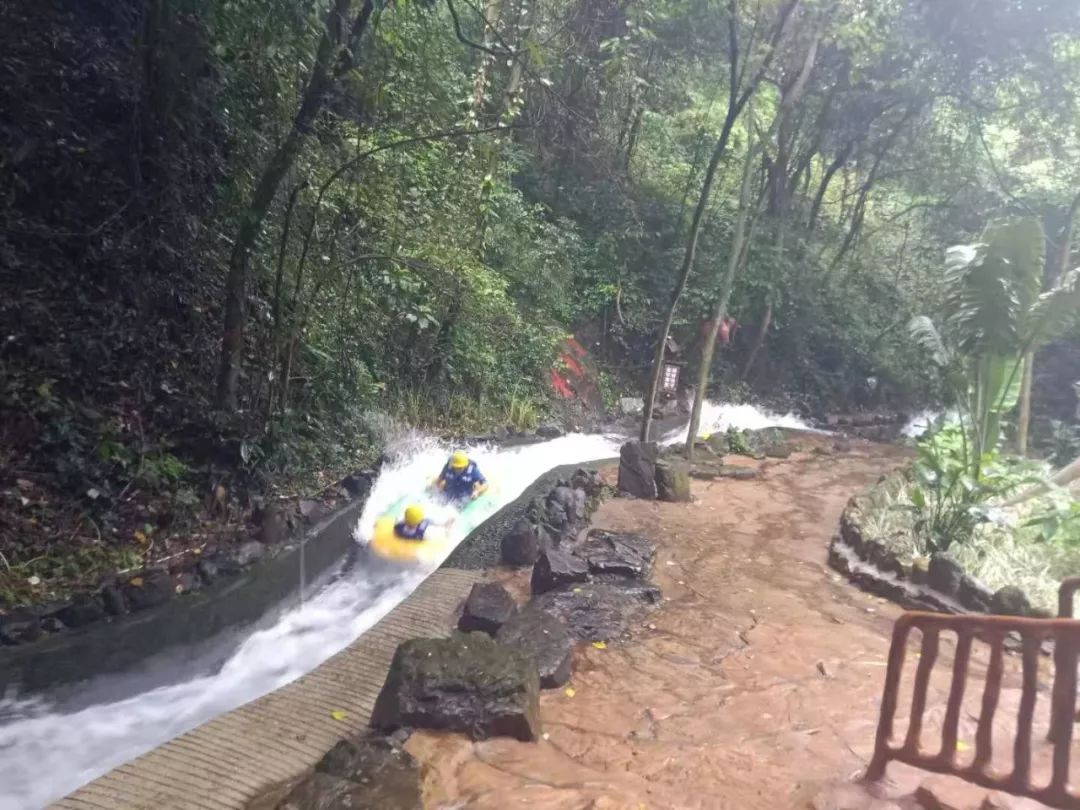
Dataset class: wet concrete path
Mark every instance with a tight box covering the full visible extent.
[406,443,1060,810]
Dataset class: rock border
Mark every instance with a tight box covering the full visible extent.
[829,474,1048,620]
[0,482,373,694]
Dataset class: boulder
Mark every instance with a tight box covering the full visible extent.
[839,507,865,554]
[459,582,517,636]
[990,585,1030,617]
[340,470,375,499]
[863,540,905,579]
[497,609,574,689]
[764,443,794,459]
[531,547,589,595]
[570,468,605,498]
[56,593,106,628]
[235,540,267,567]
[957,575,993,612]
[617,440,658,499]
[100,584,128,616]
[529,581,662,642]
[278,736,422,810]
[704,433,728,455]
[536,423,564,439]
[548,486,585,523]
[654,460,692,503]
[910,557,929,585]
[619,397,644,416]
[196,557,220,585]
[543,498,570,533]
[927,554,964,597]
[124,570,175,612]
[500,518,544,567]
[370,633,541,742]
[299,499,329,525]
[0,609,42,645]
[576,529,655,580]
[258,505,290,546]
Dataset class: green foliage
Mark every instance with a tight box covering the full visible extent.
[902,424,1041,553]
[911,219,1080,477]
[1046,420,1080,468]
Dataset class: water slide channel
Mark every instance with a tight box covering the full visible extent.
[0,403,808,810]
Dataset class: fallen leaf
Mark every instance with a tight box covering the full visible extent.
[129,576,144,587]
[564,687,576,698]
[134,531,148,545]
[86,488,101,500]
[592,641,607,650]
[26,575,41,586]
[572,587,582,593]
[956,740,970,752]
[331,710,348,722]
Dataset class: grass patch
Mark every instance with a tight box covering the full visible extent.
[859,471,1080,612]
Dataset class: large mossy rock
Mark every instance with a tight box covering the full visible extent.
[654,460,691,502]
[370,633,541,742]
[617,440,658,499]
[531,546,589,595]
[500,518,548,567]
[528,581,662,642]
[496,609,574,689]
[575,529,656,580]
[279,736,421,810]
[458,582,517,636]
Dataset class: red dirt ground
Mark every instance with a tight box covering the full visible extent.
[407,443,1067,810]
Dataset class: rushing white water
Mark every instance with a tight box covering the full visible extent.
[0,403,804,810]
[900,408,957,438]
[661,400,810,444]
[0,431,620,810]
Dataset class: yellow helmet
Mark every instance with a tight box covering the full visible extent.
[404,505,425,526]
[450,450,469,470]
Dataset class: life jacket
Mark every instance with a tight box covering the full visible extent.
[441,461,485,499]
[394,519,429,541]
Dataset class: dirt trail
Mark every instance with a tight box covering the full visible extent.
[406,444,1057,810]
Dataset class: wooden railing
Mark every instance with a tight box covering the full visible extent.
[866,601,1080,809]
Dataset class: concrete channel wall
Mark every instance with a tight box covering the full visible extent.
[53,568,482,810]
[52,458,616,809]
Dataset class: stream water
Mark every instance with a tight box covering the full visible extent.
[0,402,805,810]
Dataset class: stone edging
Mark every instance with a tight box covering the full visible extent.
[52,568,483,810]
[0,495,369,694]
[828,476,1045,619]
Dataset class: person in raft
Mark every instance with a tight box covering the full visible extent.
[393,504,430,542]
[434,450,489,505]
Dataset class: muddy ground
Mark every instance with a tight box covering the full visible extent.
[406,442,1069,810]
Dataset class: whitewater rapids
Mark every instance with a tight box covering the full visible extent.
[0,402,805,809]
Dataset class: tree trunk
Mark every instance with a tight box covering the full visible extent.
[639,107,740,441]
[215,0,374,410]
[741,301,773,381]
[638,0,802,440]
[685,119,760,458]
[1017,191,1080,450]
[1016,351,1034,455]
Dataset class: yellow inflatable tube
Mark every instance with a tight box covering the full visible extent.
[370,517,452,565]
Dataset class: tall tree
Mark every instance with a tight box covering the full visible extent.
[639,0,800,441]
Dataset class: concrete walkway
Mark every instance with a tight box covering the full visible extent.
[53,567,481,810]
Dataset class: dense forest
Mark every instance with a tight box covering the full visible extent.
[3,0,1080,605]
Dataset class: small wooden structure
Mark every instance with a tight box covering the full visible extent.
[661,336,685,396]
